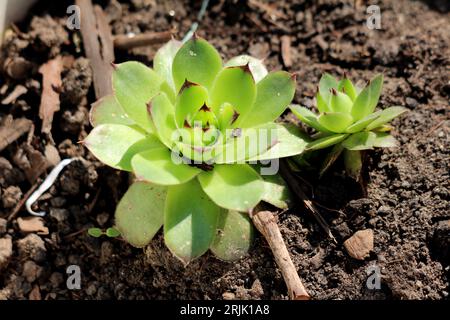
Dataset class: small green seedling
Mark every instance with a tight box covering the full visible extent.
[84,36,307,263]
[88,227,121,238]
[290,73,407,179]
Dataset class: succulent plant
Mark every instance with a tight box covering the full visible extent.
[290,73,407,179]
[83,37,307,263]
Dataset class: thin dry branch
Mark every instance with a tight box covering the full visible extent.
[114,31,173,50]
[77,0,114,99]
[281,35,292,67]
[251,210,310,300]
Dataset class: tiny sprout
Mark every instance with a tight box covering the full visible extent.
[105,227,121,238]
[88,227,121,238]
[84,37,307,263]
[87,228,103,238]
[290,73,407,180]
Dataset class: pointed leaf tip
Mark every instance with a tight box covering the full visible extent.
[179,78,199,93]
[290,73,297,82]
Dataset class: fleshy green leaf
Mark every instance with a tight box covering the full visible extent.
[373,124,393,132]
[154,39,182,91]
[175,130,221,163]
[172,37,222,92]
[342,131,377,150]
[88,228,103,238]
[225,55,268,83]
[318,112,354,133]
[344,149,362,181]
[260,173,292,209]
[90,94,134,127]
[246,123,308,161]
[240,71,296,127]
[148,93,177,148]
[351,74,383,121]
[338,77,357,101]
[112,61,163,132]
[131,147,200,185]
[330,90,353,114]
[316,92,330,113]
[164,178,220,263]
[319,73,339,105]
[210,66,256,119]
[175,83,209,128]
[306,133,349,151]
[84,124,163,171]
[198,164,264,211]
[210,210,254,261]
[365,106,407,131]
[217,102,239,129]
[345,111,381,133]
[212,126,275,164]
[373,132,398,148]
[290,105,332,133]
[115,181,166,247]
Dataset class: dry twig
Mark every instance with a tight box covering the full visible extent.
[76,0,114,98]
[281,35,292,67]
[114,31,173,50]
[251,210,310,300]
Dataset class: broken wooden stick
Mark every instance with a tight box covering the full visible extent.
[114,31,173,50]
[280,35,292,67]
[279,159,337,243]
[251,210,310,300]
[7,181,39,222]
[76,0,114,99]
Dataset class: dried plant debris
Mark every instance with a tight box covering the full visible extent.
[38,56,63,134]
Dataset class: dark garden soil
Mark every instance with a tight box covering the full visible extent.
[0,0,449,300]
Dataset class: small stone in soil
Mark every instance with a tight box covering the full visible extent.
[2,185,22,209]
[49,208,69,223]
[0,237,13,269]
[22,260,43,283]
[49,272,64,288]
[222,292,235,300]
[0,218,7,235]
[344,229,374,260]
[86,283,97,296]
[250,279,264,298]
[29,285,41,300]
[50,196,66,208]
[96,212,109,226]
[432,220,450,263]
[17,234,47,262]
[100,241,114,265]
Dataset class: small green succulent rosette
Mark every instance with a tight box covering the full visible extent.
[290,73,407,179]
[84,37,307,263]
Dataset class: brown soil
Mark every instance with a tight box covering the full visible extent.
[0,0,449,300]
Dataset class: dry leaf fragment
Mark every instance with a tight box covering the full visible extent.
[17,217,49,235]
[39,56,63,134]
